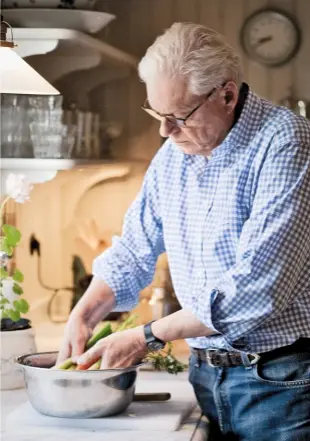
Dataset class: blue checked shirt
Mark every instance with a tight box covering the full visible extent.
[93,86,310,353]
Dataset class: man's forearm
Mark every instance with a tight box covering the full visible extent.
[72,276,116,328]
[151,309,218,342]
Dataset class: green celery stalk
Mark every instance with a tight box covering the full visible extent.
[115,314,138,332]
[67,364,77,371]
[85,322,112,350]
[52,358,74,370]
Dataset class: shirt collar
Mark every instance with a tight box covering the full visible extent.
[211,84,263,158]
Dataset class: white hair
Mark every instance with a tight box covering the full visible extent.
[138,22,243,96]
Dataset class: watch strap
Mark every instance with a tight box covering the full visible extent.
[143,320,165,350]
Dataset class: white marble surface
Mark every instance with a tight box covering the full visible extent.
[1,371,202,441]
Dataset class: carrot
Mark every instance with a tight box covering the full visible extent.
[76,360,96,370]
[87,360,101,370]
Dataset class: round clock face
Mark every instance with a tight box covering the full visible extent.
[241,9,301,67]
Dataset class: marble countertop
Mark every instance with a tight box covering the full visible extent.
[1,371,209,441]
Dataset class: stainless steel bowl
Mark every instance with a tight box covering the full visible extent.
[16,351,142,418]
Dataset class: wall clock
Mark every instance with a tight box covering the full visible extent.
[240,9,301,67]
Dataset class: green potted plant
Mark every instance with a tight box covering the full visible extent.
[0,173,37,390]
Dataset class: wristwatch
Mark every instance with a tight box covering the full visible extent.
[143,321,166,352]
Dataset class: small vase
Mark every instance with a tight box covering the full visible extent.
[0,279,37,390]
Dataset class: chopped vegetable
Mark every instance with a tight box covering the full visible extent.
[87,360,101,370]
[53,322,112,369]
[67,365,77,371]
[51,358,74,370]
[114,314,138,332]
[85,322,112,350]
[76,361,95,370]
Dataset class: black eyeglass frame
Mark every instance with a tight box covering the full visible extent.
[142,82,227,127]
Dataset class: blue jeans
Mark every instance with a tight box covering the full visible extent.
[188,339,310,441]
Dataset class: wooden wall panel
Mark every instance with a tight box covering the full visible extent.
[196,0,221,30]
[221,0,247,79]
[295,0,310,101]
[172,0,200,23]
[243,0,270,98]
[267,0,295,104]
[148,0,174,38]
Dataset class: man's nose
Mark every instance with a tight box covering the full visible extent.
[159,118,178,138]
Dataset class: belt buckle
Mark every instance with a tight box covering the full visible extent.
[249,353,260,365]
[206,349,222,368]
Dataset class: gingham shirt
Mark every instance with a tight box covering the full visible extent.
[93,86,310,353]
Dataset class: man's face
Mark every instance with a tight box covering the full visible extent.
[146,77,237,156]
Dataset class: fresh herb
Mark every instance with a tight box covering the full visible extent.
[145,342,188,374]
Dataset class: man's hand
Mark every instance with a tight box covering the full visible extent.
[56,277,116,364]
[56,313,93,364]
[73,326,148,369]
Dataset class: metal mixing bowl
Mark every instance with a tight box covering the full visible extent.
[16,351,143,418]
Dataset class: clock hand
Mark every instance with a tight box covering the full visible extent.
[254,36,273,47]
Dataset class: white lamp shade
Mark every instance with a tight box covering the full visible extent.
[0,47,59,95]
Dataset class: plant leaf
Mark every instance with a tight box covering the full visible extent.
[12,269,24,283]
[145,345,188,375]
[2,224,21,247]
[10,310,21,321]
[13,299,29,314]
[13,283,23,295]
[1,238,13,257]
[0,267,8,279]
[6,308,21,322]
[0,297,9,305]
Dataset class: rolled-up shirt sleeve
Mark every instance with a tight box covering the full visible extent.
[92,154,165,311]
[194,141,310,346]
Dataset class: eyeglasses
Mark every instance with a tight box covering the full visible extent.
[142,83,225,127]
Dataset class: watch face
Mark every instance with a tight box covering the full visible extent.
[148,341,164,351]
[241,9,301,67]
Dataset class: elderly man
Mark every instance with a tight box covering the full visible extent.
[58,23,310,440]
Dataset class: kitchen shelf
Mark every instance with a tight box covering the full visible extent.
[13,28,138,82]
[1,158,130,171]
[0,158,137,185]
[4,9,115,35]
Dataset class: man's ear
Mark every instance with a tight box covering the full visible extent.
[225,92,233,104]
[222,82,239,114]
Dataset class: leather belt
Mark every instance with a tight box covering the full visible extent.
[191,338,310,368]
[191,348,260,368]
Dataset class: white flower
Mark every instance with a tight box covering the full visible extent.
[5,173,33,203]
